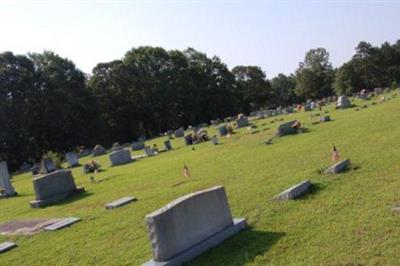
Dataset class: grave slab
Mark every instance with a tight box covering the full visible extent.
[105,196,137,209]
[0,242,17,253]
[274,180,312,201]
[324,159,350,174]
[43,217,80,231]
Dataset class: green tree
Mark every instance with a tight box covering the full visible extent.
[270,73,298,106]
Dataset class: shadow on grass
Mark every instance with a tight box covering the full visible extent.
[189,228,285,266]
[49,191,93,207]
[297,182,326,201]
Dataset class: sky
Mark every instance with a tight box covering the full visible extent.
[0,1,399,78]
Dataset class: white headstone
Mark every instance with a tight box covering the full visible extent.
[0,161,17,197]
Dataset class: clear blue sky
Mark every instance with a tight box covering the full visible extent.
[1,1,399,77]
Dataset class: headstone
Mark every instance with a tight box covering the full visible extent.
[105,196,137,209]
[0,242,17,253]
[29,170,85,208]
[174,128,185,138]
[144,146,155,157]
[184,135,193,146]
[92,145,106,156]
[31,163,40,175]
[273,180,312,201]
[276,120,299,137]
[0,161,17,197]
[39,158,56,174]
[111,142,121,152]
[43,217,80,231]
[218,124,228,137]
[109,149,133,166]
[164,140,172,151]
[143,186,247,266]
[65,152,79,167]
[324,159,350,174]
[320,115,331,122]
[336,95,351,109]
[236,117,249,128]
[132,141,145,151]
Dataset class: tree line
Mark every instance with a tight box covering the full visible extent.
[1,40,400,169]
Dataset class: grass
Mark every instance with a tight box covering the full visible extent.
[1,91,400,265]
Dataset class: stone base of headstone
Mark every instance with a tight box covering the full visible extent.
[274,180,311,201]
[324,159,350,174]
[30,187,85,208]
[142,218,247,266]
[0,191,17,198]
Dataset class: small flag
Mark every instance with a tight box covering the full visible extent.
[183,163,190,178]
[332,145,340,162]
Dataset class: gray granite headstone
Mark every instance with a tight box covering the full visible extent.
[0,242,17,253]
[30,170,85,208]
[143,186,247,265]
[174,128,185,138]
[218,124,228,137]
[336,95,351,109]
[320,115,331,122]
[236,117,249,128]
[274,180,312,201]
[132,141,145,151]
[276,120,298,137]
[144,146,155,156]
[65,152,79,167]
[39,158,56,174]
[164,140,172,151]
[105,196,137,209]
[0,161,17,197]
[109,149,133,166]
[44,217,80,231]
[324,159,350,174]
[92,145,106,157]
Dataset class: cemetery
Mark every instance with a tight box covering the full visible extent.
[1,90,400,265]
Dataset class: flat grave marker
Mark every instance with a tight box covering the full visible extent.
[43,217,80,231]
[105,196,137,209]
[0,242,17,253]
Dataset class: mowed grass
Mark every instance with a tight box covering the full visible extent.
[1,92,400,265]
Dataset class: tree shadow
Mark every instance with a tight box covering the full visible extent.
[188,228,285,266]
[46,191,93,207]
[297,182,326,200]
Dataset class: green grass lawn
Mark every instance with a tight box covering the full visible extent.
[1,92,400,265]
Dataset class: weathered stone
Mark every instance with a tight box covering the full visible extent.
[109,149,133,166]
[320,115,331,122]
[274,180,312,201]
[0,161,17,197]
[236,117,249,128]
[184,135,193,146]
[43,217,80,231]
[65,152,79,167]
[164,140,172,151]
[39,158,56,174]
[144,186,247,265]
[111,142,122,152]
[276,120,299,137]
[0,242,17,253]
[29,170,85,208]
[132,141,145,151]
[144,146,156,156]
[336,95,351,109]
[218,124,228,137]
[92,145,106,156]
[324,159,350,174]
[105,196,137,209]
[174,128,185,138]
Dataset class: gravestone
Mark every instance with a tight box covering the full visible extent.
[320,115,331,122]
[274,180,311,201]
[324,159,350,174]
[105,196,137,209]
[111,142,121,152]
[31,163,40,175]
[218,124,228,137]
[65,152,79,167]
[43,217,80,231]
[39,158,56,174]
[92,145,106,156]
[0,161,17,197]
[144,146,156,157]
[276,120,299,137]
[184,135,193,146]
[336,95,351,109]
[0,242,17,253]
[29,170,85,208]
[164,140,172,151]
[236,117,249,128]
[143,186,247,266]
[132,141,145,151]
[174,128,185,138]
[109,149,133,166]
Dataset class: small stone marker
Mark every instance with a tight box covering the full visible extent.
[0,242,17,253]
[92,145,106,156]
[43,217,80,231]
[218,124,228,137]
[276,120,299,137]
[236,117,249,128]
[0,161,17,197]
[324,159,350,174]
[144,146,156,156]
[320,115,331,122]
[109,149,133,166]
[143,186,247,266]
[164,140,172,151]
[336,95,351,109]
[65,152,79,167]
[105,196,137,209]
[174,128,185,138]
[274,180,312,201]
